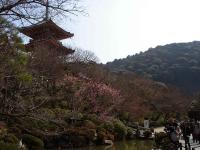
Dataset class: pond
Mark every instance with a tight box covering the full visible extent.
[72,140,154,150]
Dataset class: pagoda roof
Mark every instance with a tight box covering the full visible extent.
[26,39,74,55]
[19,19,74,40]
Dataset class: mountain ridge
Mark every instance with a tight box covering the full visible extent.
[106,41,200,94]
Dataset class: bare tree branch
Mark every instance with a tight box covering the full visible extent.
[67,48,99,63]
[0,0,85,25]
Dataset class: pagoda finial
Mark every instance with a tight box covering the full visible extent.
[45,0,49,21]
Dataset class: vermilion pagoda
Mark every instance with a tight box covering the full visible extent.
[19,19,74,55]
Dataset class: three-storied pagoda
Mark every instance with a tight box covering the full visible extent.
[19,0,74,56]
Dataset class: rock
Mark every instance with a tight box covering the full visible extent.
[104,140,113,145]
[19,139,26,150]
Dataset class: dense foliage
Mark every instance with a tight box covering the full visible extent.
[67,62,190,119]
[0,17,191,149]
[106,41,200,94]
[0,18,126,149]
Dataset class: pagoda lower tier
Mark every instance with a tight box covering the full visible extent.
[25,39,74,55]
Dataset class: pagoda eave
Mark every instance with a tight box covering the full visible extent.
[19,20,74,40]
[25,39,74,55]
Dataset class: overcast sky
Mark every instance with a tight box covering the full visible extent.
[60,0,200,63]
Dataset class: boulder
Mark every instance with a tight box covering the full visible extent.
[104,140,113,145]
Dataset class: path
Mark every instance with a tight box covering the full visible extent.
[153,127,200,150]
[179,137,200,150]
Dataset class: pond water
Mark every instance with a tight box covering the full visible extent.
[67,127,164,150]
[73,140,154,150]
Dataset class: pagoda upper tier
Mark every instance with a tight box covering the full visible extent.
[19,19,74,55]
[19,19,74,40]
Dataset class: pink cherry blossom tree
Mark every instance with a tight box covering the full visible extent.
[62,75,123,119]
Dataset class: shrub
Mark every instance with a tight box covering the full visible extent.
[83,120,96,129]
[0,141,19,150]
[3,134,19,144]
[96,126,114,144]
[0,130,19,145]
[157,116,165,126]
[97,125,106,133]
[101,122,114,132]
[53,108,69,119]
[96,130,106,144]
[37,121,57,132]
[113,119,127,140]
[58,101,68,109]
[85,129,96,141]
[119,112,129,123]
[126,127,136,139]
[22,134,44,150]
[65,127,96,142]
[37,108,55,120]
[84,114,101,124]
[0,128,7,139]
[8,127,21,136]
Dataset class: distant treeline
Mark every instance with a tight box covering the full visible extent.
[106,41,200,94]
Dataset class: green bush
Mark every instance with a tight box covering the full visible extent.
[8,127,21,136]
[84,114,101,124]
[126,127,135,139]
[58,101,68,109]
[0,130,19,145]
[101,122,114,132]
[37,121,57,132]
[85,129,97,141]
[3,134,19,144]
[0,141,19,150]
[97,125,107,133]
[22,134,44,150]
[96,125,115,145]
[96,130,114,144]
[113,119,127,140]
[37,108,55,120]
[119,112,129,123]
[157,116,165,126]
[83,120,96,129]
[53,108,69,118]
[66,127,96,142]
[0,128,7,139]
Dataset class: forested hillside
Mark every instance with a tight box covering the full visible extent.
[106,41,200,94]
[68,62,191,118]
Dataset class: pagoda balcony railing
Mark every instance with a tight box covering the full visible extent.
[29,39,64,46]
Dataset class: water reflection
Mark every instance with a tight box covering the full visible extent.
[74,140,154,150]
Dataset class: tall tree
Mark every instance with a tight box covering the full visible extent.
[0,0,84,25]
